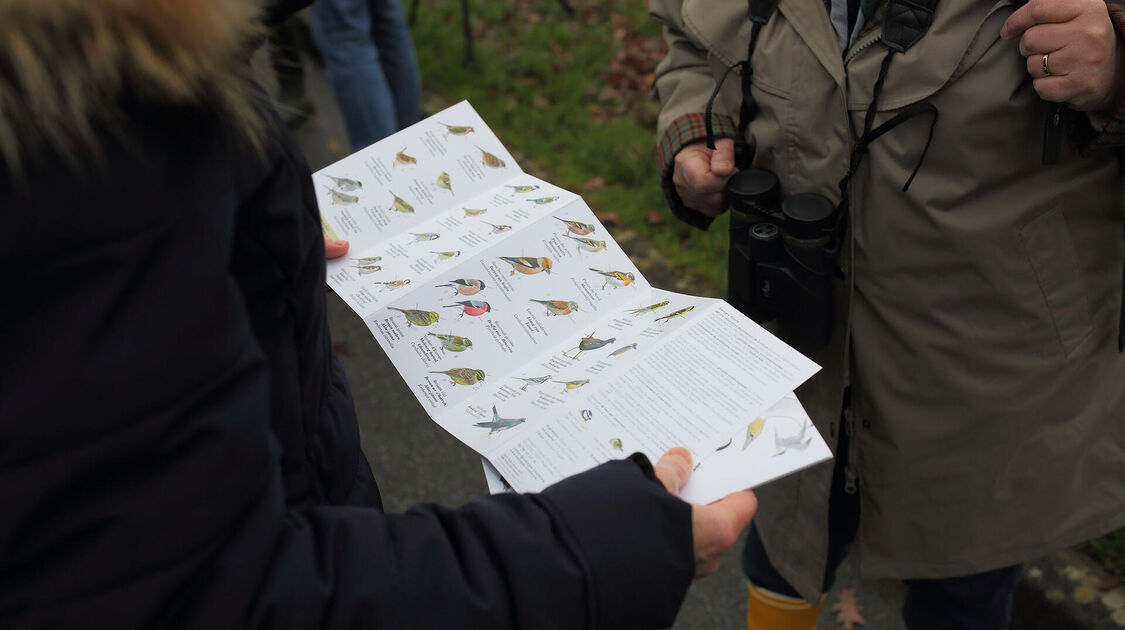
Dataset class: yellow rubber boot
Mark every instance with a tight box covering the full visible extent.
[745,580,822,630]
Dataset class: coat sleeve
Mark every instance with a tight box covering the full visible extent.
[0,114,694,630]
[649,0,742,229]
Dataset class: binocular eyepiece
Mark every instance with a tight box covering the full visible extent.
[726,168,838,354]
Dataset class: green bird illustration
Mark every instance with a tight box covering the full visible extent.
[387,307,439,327]
[609,438,623,452]
[355,256,383,265]
[434,172,453,194]
[429,367,486,386]
[742,417,766,450]
[626,300,669,316]
[563,233,606,253]
[432,250,461,261]
[390,191,415,213]
[553,379,590,391]
[654,305,695,324]
[529,299,578,316]
[326,188,359,205]
[439,122,475,138]
[323,174,362,191]
[353,263,382,275]
[428,332,473,353]
[463,207,488,217]
[529,196,559,205]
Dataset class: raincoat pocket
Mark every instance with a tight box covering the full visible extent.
[1018,206,1094,359]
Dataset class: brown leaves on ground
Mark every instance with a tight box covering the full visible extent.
[644,207,664,226]
[831,587,865,630]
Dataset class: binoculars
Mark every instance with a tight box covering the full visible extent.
[726,168,838,354]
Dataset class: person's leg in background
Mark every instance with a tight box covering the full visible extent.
[310,0,401,149]
[367,0,421,132]
[743,417,860,630]
[903,564,1023,630]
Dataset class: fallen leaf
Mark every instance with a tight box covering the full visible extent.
[596,211,622,227]
[830,587,865,630]
[584,176,605,192]
[645,207,665,226]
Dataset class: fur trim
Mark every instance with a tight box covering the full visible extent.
[0,0,265,172]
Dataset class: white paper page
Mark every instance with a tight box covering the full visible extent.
[678,394,832,504]
[317,101,525,314]
[326,175,576,315]
[484,291,821,493]
[362,196,652,453]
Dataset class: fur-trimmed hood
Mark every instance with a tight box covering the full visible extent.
[0,0,264,172]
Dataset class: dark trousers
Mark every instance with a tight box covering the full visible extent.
[741,421,1024,630]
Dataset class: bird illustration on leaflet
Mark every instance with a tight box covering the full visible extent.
[463,207,487,217]
[562,333,616,359]
[353,262,382,275]
[483,222,512,234]
[387,307,439,327]
[432,251,461,261]
[436,278,485,297]
[476,146,506,169]
[609,343,637,357]
[654,305,695,324]
[626,300,669,316]
[499,256,552,277]
[588,268,634,290]
[427,332,473,353]
[322,174,363,191]
[512,375,552,391]
[434,172,453,194]
[474,406,525,434]
[529,196,560,205]
[409,232,440,243]
[564,233,606,254]
[376,279,411,292]
[554,217,595,235]
[430,367,486,386]
[393,148,417,167]
[444,300,491,318]
[326,188,359,205]
[505,184,539,195]
[389,191,415,214]
[529,299,578,316]
[438,122,475,139]
[554,379,590,392]
[743,417,766,450]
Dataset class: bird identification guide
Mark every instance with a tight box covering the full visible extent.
[317,101,831,504]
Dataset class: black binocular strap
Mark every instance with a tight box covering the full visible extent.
[705,0,779,150]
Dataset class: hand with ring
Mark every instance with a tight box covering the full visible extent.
[1001,0,1125,112]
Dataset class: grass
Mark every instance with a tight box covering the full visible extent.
[408,0,729,290]
[407,0,1125,574]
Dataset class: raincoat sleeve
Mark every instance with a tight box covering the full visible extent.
[649,0,742,229]
[1085,0,1125,148]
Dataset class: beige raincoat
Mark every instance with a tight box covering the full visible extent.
[652,0,1125,601]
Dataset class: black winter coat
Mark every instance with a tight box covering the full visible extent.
[0,94,694,628]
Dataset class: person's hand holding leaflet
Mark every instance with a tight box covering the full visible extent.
[654,447,759,577]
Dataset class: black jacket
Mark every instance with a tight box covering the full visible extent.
[0,2,694,624]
